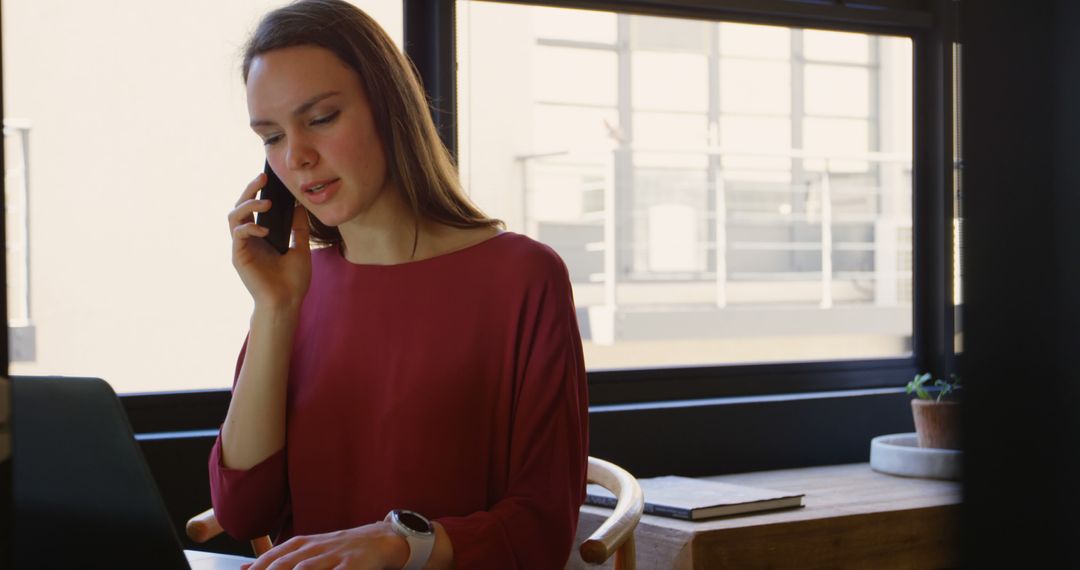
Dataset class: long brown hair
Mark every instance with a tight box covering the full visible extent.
[243,0,502,249]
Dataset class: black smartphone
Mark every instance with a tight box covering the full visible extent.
[256,161,296,255]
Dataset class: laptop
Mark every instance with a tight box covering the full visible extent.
[13,376,252,569]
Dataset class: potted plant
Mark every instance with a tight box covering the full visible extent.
[905,373,962,450]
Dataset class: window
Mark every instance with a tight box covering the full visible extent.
[456,2,915,370]
[1,0,403,393]
[4,0,950,398]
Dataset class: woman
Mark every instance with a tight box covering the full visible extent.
[211,1,590,568]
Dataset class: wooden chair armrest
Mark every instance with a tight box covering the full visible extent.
[186,508,273,557]
[579,457,644,566]
[251,536,273,556]
[186,508,224,544]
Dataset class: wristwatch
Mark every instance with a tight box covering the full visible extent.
[384,509,435,570]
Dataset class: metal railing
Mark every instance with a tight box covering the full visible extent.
[520,146,912,314]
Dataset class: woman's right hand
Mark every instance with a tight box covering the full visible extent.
[228,172,312,311]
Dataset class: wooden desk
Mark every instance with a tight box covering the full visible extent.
[569,463,960,569]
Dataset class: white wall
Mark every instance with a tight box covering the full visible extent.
[2,0,402,392]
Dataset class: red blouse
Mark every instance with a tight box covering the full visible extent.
[209,232,589,569]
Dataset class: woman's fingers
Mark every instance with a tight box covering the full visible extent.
[228,172,271,232]
[246,536,309,570]
[236,172,266,207]
[232,222,270,243]
[228,198,273,230]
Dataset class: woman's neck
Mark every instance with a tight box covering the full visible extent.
[335,184,502,266]
[336,185,426,265]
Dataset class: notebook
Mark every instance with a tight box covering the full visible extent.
[12,376,250,569]
[587,475,805,521]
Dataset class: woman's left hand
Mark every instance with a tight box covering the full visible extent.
[240,522,407,570]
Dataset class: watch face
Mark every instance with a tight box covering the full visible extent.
[398,511,432,534]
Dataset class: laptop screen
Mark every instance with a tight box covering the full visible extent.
[13,376,190,569]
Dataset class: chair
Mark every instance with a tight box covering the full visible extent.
[577,456,644,569]
[186,509,273,557]
[187,456,644,568]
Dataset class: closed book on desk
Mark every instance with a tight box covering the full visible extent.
[587,475,805,521]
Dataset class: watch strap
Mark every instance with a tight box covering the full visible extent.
[402,532,434,570]
[385,510,435,570]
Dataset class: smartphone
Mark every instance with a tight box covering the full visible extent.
[256,161,296,255]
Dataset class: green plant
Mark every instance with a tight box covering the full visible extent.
[906,372,962,402]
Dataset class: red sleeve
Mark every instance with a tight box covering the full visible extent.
[207,338,291,541]
[437,250,590,569]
